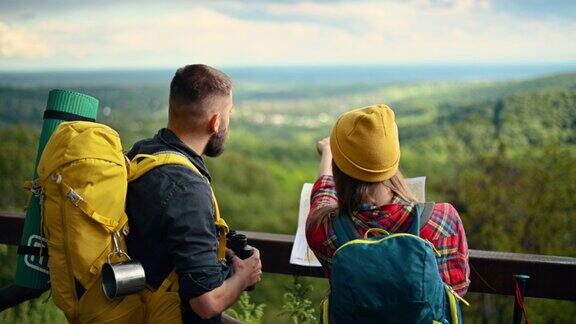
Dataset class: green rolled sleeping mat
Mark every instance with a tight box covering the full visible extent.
[14,89,99,289]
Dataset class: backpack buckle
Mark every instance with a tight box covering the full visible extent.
[28,179,42,196]
[122,224,130,236]
[107,232,131,264]
[66,189,82,206]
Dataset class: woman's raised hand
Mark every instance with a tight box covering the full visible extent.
[316,137,331,156]
[316,137,333,176]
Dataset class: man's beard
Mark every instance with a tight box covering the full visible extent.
[204,127,228,157]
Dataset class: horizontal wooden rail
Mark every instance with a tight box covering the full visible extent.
[1,212,575,301]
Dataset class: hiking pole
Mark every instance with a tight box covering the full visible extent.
[512,274,530,324]
[7,90,98,301]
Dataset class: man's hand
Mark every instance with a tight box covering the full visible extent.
[189,248,262,319]
[229,248,262,290]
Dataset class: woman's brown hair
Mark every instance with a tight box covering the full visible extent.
[311,162,417,228]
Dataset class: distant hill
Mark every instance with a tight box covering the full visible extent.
[1,72,575,152]
[2,64,574,88]
[399,86,576,155]
[375,73,576,143]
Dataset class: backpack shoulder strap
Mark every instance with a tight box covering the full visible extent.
[128,152,229,263]
[140,269,181,321]
[419,202,435,229]
[408,202,435,236]
[332,212,359,248]
[128,151,201,182]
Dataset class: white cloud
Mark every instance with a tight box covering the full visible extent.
[0,0,575,69]
[0,21,52,58]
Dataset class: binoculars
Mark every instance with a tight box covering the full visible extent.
[227,231,256,291]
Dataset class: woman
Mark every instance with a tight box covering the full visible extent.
[306,104,470,296]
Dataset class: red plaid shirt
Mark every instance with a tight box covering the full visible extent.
[305,175,470,296]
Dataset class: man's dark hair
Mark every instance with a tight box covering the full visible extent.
[169,64,232,122]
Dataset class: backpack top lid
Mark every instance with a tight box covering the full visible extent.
[38,122,125,181]
[329,203,448,323]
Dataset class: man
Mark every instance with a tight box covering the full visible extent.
[126,64,262,323]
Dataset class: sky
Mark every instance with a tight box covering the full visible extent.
[0,0,575,71]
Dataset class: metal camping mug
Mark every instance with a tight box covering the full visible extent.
[101,260,146,299]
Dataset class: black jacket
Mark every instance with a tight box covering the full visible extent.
[126,128,228,323]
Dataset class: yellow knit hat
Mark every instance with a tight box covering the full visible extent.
[330,104,400,182]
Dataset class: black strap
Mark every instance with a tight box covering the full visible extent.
[0,284,48,312]
[43,110,95,122]
[17,245,49,257]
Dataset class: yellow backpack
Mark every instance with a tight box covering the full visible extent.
[37,121,229,323]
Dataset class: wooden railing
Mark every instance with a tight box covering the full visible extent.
[1,212,575,301]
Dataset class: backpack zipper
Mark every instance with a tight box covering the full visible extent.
[334,233,441,257]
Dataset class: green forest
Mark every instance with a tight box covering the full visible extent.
[1,70,575,323]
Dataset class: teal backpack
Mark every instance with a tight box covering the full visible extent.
[322,203,468,324]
